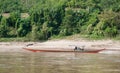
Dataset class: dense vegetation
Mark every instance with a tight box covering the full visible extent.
[0,0,120,41]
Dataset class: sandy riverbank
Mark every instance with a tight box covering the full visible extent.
[0,39,120,52]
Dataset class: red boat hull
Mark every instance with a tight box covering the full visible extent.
[23,48,105,53]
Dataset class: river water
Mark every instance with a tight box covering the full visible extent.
[0,52,120,73]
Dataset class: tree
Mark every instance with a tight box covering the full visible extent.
[8,11,21,27]
[0,0,22,13]
[0,17,8,37]
[17,18,31,37]
[60,9,74,36]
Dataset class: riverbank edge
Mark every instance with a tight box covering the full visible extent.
[0,39,120,52]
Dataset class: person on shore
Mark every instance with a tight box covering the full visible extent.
[26,44,33,47]
[74,46,84,51]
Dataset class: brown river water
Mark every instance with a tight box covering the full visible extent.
[0,51,120,73]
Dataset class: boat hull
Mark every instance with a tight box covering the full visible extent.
[23,48,105,53]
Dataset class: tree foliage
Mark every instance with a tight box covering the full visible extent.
[0,0,120,40]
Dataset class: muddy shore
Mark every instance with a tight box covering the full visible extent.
[0,40,120,52]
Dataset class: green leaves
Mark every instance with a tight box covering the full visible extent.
[17,18,31,37]
[105,26,118,37]
[0,17,8,37]
[0,0,120,40]
[0,0,22,13]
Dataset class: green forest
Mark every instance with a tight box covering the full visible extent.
[0,0,120,41]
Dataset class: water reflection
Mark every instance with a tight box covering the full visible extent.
[0,52,120,73]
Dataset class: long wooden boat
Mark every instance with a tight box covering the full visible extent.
[23,48,105,53]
